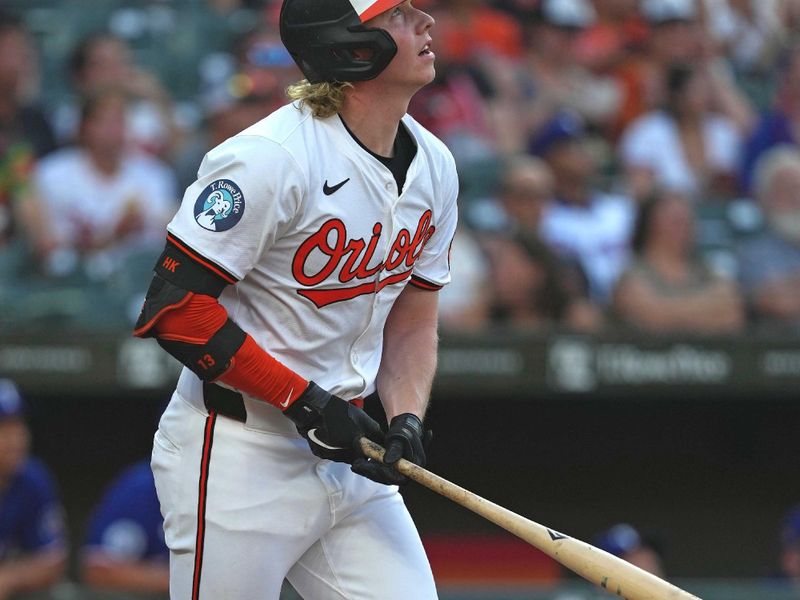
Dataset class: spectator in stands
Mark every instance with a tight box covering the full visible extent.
[611,0,754,139]
[779,504,800,592]
[175,23,301,190]
[483,232,602,330]
[0,12,56,267]
[532,111,635,305]
[613,188,745,333]
[609,0,701,137]
[80,459,168,596]
[54,32,178,159]
[619,62,744,202]
[517,0,623,136]
[0,379,67,599]
[741,42,800,193]
[35,88,176,280]
[480,154,602,330]
[495,154,554,236]
[594,523,665,577]
[737,146,800,328]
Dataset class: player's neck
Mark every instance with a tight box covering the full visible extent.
[339,90,410,157]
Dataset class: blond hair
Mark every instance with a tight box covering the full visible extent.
[286,79,352,119]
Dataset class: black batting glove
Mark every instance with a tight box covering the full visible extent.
[351,413,431,485]
[283,381,384,464]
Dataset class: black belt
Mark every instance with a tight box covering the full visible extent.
[203,383,247,422]
[203,383,375,423]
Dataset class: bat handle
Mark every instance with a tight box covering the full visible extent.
[360,437,387,462]
[358,437,427,482]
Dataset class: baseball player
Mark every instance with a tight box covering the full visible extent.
[134,1,457,598]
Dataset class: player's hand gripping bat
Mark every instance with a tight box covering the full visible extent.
[359,438,701,600]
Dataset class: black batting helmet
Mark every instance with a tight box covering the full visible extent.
[279,0,403,83]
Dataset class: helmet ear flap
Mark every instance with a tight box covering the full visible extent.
[280,0,399,83]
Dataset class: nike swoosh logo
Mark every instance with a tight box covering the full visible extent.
[323,178,350,195]
[307,428,345,451]
[279,389,293,409]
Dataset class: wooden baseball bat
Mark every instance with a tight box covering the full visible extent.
[360,438,701,600]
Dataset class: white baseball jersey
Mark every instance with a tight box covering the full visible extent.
[167,101,458,400]
[154,101,456,600]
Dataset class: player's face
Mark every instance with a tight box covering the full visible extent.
[366,1,436,90]
[0,419,30,479]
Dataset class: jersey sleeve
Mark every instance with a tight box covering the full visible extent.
[166,134,305,281]
[410,151,459,290]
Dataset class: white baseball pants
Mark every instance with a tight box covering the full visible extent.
[151,392,437,599]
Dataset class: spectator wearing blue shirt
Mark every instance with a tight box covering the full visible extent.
[0,379,66,599]
[80,460,168,595]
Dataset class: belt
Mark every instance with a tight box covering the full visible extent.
[203,382,248,422]
[203,383,367,423]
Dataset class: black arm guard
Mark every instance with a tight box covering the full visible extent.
[133,238,246,382]
[156,316,246,381]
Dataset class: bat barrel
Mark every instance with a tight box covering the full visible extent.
[359,438,702,600]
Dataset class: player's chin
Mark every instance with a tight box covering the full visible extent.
[418,64,436,86]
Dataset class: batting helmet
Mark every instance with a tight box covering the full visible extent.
[279,0,404,84]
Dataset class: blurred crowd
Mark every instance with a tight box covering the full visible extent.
[3,0,800,336]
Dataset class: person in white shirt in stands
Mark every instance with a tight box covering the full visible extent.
[619,62,743,202]
[531,110,635,305]
[34,88,176,279]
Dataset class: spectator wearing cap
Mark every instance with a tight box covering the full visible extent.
[532,111,635,305]
[594,524,665,577]
[0,379,67,600]
[641,0,701,62]
[779,504,800,588]
[80,459,169,596]
[619,62,744,202]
